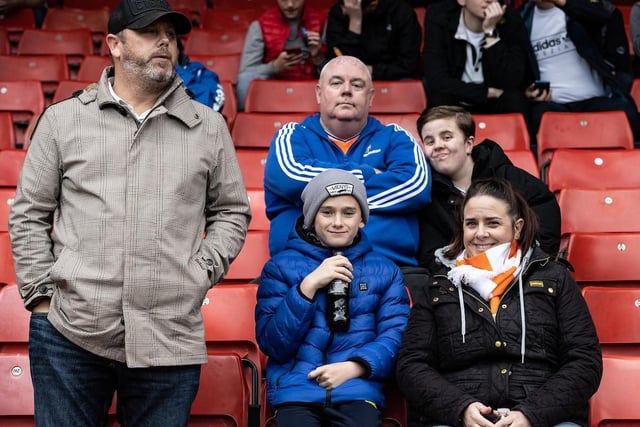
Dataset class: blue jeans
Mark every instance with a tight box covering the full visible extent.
[275,401,381,427]
[29,313,201,427]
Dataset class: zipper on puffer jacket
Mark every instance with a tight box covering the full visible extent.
[323,332,335,406]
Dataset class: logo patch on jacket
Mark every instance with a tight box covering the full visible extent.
[529,280,544,287]
[359,283,368,291]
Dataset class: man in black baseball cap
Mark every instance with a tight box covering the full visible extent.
[108,0,191,35]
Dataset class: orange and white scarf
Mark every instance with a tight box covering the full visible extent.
[448,241,522,314]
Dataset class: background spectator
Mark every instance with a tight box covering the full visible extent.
[324,0,422,80]
[423,0,531,117]
[236,0,327,110]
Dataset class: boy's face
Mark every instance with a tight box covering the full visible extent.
[313,195,364,248]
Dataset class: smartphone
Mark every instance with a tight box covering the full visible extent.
[285,47,303,55]
[533,80,550,91]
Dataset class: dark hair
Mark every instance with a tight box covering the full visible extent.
[443,177,539,258]
[416,105,476,142]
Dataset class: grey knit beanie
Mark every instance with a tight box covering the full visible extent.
[301,169,369,229]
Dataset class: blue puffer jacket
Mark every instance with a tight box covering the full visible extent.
[255,222,410,409]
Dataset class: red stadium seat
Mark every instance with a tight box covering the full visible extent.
[0,149,27,187]
[0,28,9,55]
[589,354,640,427]
[473,113,530,151]
[537,111,634,175]
[16,29,94,78]
[197,284,263,427]
[224,230,269,283]
[247,189,269,231]
[77,55,112,82]
[0,7,36,49]
[0,55,69,103]
[61,0,119,9]
[187,53,241,85]
[231,112,307,148]
[565,233,640,284]
[0,81,45,148]
[42,7,109,55]
[0,112,15,149]
[0,187,16,233]
[52,80,94,104]
[235,148,268,189]
[545,148,640,192]
[370,80,426,114]
[184,29,246,56]
[504,150,539,178]
[200,8,260,32]
[0,232,17,286]
[220,80,237,130]
[582,286,640,346]
[374,113,421,143]
[244,80,317,113]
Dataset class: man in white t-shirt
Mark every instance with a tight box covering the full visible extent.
[521,0,640,149]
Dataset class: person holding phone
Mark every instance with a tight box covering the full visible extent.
[521,0,640,150]
[236,0,328,110]
[324,0,422,80]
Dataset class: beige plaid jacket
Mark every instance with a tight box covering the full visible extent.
[9,68,251,367]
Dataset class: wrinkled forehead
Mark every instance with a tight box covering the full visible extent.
[321,56,371,84]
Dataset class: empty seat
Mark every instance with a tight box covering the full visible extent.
[0,232,17,286]
[0,112,15,150]
[0,55,70,102]
[184,29,247,56]
[244,80,318,113]
[231,112,307,148]
[537,111,634,174]
[247,189,268,231]
[200,8,260,32]
[52,80,94,103]
[582,286,640,346]
[0,7,36,48]
[0,81,44,149]
[16,28,95,78]
[235,148,268,189]
[557,188,640,237]
[504,150,539,178]
[220,80,237,130]
[369,80,426,114]
[187,53,241,85]
[0,187,16,233]
[545,149,640,192]
[565,233,640,284]
[373,113,421,143]
[42,7,109,55]
[199,283,263,426]
[77,55,112,81]
[224,230,269,283]
[0,149,27,187]
[589,354,640,427]
[0,28,9,55]
[473,113,530,151]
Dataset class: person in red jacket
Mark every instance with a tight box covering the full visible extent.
[236,0,327,110]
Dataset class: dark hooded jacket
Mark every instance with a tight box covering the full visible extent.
[397,247,602,427]
[418,139,560,273]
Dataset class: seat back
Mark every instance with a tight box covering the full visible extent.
[373,113,421,144]
[41,7,109,55]
[537,111,634,171]
[589,354,640,427]
[53,80,94,104]
[545,148,640,192]
[220,80,237,130]
[369,80,426,114]
[224,230,270,283]
[557,188,640,237]
[200,8,260,32]
[0,149,27,187]
[473,113,530,151]
[77,55,112,81]
[0,7,36,48]
[188,53,241,85]
[0,111,14,149]
[0,28,9,55]
[244,80,318,113]
[235,147,268,189]
[232,112,307,148]
[184,29,247,56]
[0,187,16,233]
[582,286,640,346]
[504,150,539,178]
[0,81,44,149]
[247,189,269,232]
[0,55,69,104]
[566,233,640,284]
[0,233,17,288]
